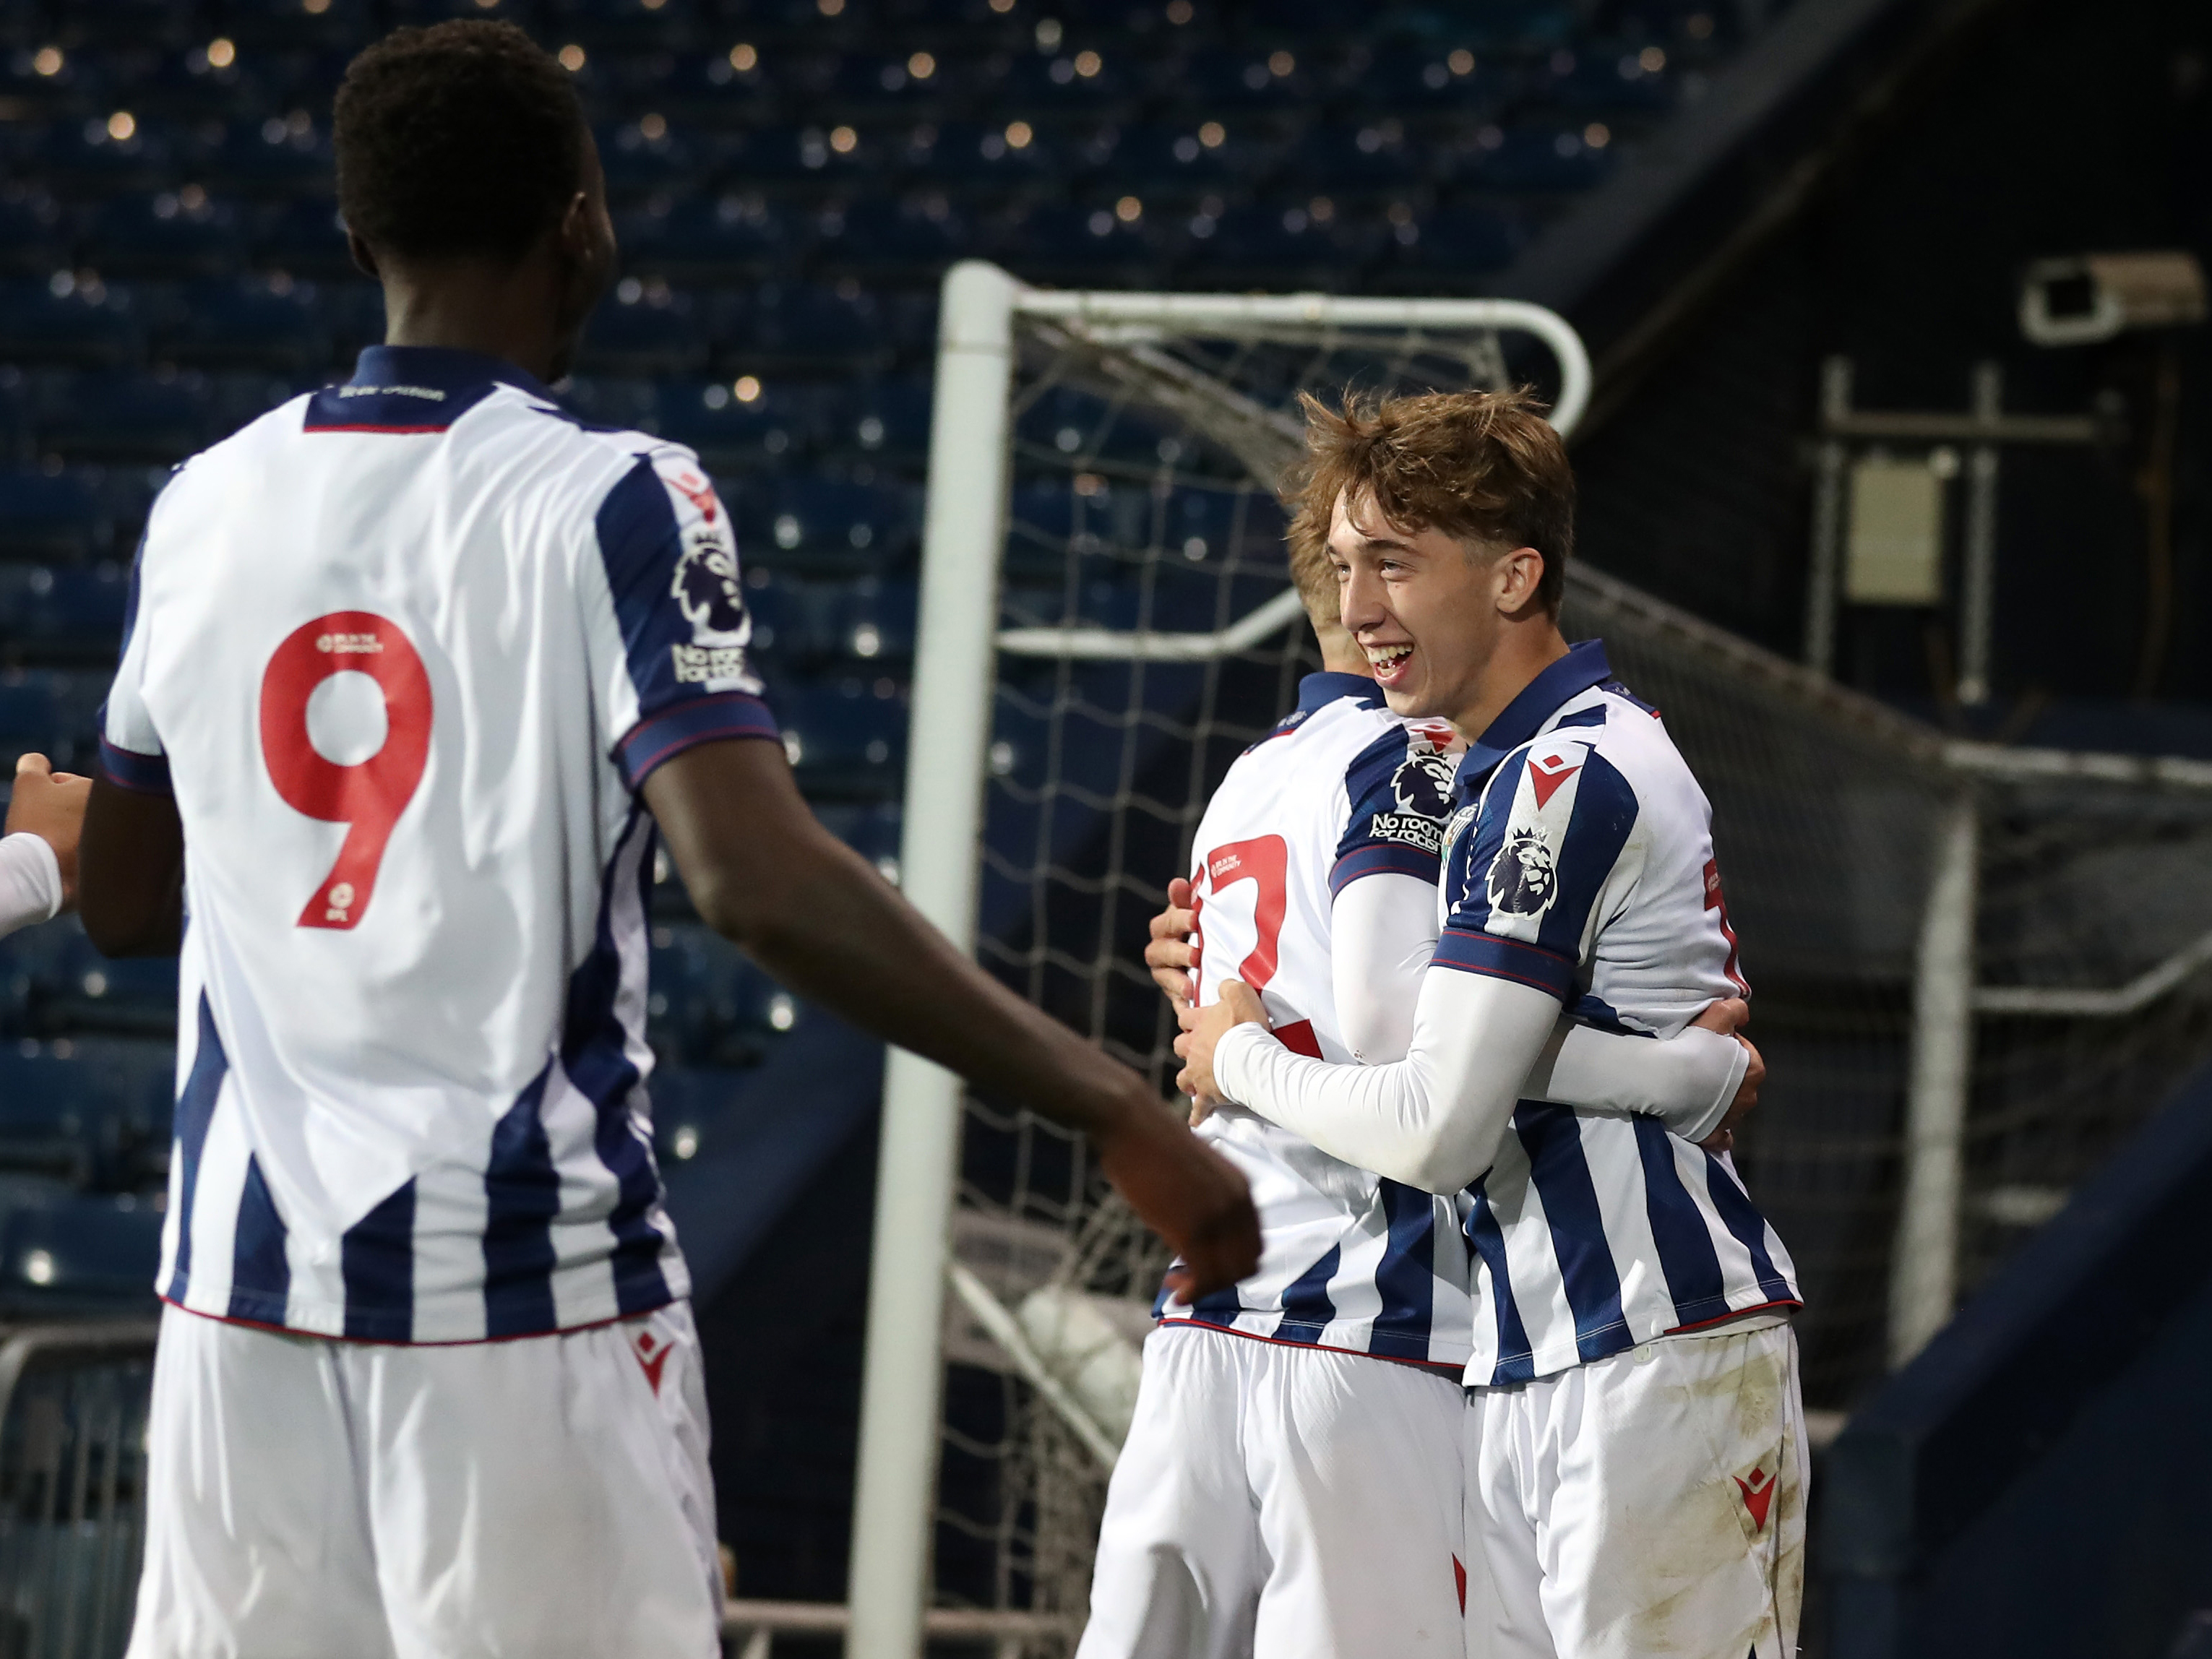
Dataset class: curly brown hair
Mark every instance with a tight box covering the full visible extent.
[1284,386,1575,616]
[335,20,587,265]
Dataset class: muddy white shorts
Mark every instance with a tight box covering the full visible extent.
[1077,1322,1467,1659]
[1462,1319,1807,1659]
[126,1300,723,1659]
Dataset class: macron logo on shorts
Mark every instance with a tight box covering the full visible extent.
[1734,1463,1777,1533]
[633,1326,672,1397]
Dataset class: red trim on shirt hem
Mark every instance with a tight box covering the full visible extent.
[159,1295,680,1348]
[1153,1315,1468,1376]
[304,423,449,435]
[1663,1298,1800,1337]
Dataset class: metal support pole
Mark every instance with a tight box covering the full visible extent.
[1888,794,1980,1368]
[1956,363,2002,706]
[846,259,1020,1659]
[1805,356,1852,677]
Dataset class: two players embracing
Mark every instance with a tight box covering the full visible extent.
[1085,388,1807,1659]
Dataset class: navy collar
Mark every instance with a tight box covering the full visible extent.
[348,345,556,402]
[1294,671,1386,718]
[1454,639,1613,800]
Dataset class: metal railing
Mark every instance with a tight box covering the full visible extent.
[723,1599,1075,1659]
[0,1322,160,1659]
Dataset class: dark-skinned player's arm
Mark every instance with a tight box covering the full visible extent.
[78,777,186,957]
[642,735,1260,1301]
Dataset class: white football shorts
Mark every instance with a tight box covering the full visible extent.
[1462,1319,1807,1659]
[126,1300,723,1659]
[1077,1322,1467,1659]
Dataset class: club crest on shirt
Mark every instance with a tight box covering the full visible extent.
[1487,827,1559,917]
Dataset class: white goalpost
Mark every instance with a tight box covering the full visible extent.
[837,260,2212,1659]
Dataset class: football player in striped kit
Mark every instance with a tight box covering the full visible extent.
[74,23,1257,1658]
[1080,508,1759,1658]
[1180,389,1808,1659]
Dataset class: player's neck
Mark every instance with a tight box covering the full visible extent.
[1447,618,1571,742]
[376,265,567,386]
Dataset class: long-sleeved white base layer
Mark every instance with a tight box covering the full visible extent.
[1213,965,1748,1196]
[0,832,61,939]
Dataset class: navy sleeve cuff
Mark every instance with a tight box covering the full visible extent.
[98,737,173,796]
[1327,841,1442,896]
[1431,928,1577,1000]
[616,691,780,790]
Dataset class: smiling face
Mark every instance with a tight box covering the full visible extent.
[1328,488,1538,730]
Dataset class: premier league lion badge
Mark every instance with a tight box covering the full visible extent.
[1487,827,1559,917]
[1390,743,1458,819]
[672,534,749,639]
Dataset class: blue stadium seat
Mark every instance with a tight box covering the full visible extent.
[813,199,969,281]
[1357,46,1514,117]
[0,189,68,277]
[38,113,180,195]
[116,46,272,122]
[0,675,61,747]
[222,0,378,47]
[548,0,697,48]
[0,43,107,118]
[903,120,1065,196]
[0,382,28,467]
[596,117,710,199]
[825,377,931,463]
[44,933,178,1036]
[0,279,143,369]
[1179,201,1375,288]
[811,798,903,879]
[1172,46,1325,113]
[0,1195,163,1305]
[731,125,885,193]
[998,202,1166,285]
[0,562,129,650]
[153,277,327,372]
[36,371,210,463]
[1281,124,1447,198]
[577,286,710,376]
[198,112,335,197]
[749,477,916,570]
[0,1041,169,1186]
[385,0,539,25]
[773,678,908,795]
[824,49,963,119]
[990,46,1140,118]
[728,283,897,371]
[1384,204,1530,280]
[828,577,917,664]
[1090,123,1252,199]
[621,197,796,281]
[251,199,356,278]
[0,473,102,564]
[648,923,794,1065]
[654,378,814,467]
[1014,385,1175,469]
[1530,44,1677,115]
[83,190,250,277]
[657,48,774,126]
[1462,126,1614,192]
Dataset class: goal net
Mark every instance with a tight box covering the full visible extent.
[848,262,2212,1656]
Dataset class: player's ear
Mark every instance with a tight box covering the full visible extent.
[1497,546,1546,616]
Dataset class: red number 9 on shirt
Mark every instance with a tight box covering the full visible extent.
[259,612,433,931]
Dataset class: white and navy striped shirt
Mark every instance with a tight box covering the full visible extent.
[1158,672,1473,1371]
[1439,641,1800,1385]
[100,345,777,1344]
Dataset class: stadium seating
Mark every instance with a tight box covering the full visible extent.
[0,0,1764,1313]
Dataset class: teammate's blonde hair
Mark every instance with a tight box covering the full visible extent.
[1286,386,1575,616]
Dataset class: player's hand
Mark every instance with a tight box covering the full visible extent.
[1690,997,1763,1153]
[1145,878,1199,1013]
[5,753,90,908]
[1092,1091,1260,1302]
[1172,980,1270,1124]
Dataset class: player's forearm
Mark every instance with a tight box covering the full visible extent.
[1523,1022,1747,1142]
[0,834,61,940]
[77,780,185,957]
[1214,968,1558,1193]
[1330,871,1438,1063]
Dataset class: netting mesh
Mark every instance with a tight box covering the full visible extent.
[921,303,2212,1644]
